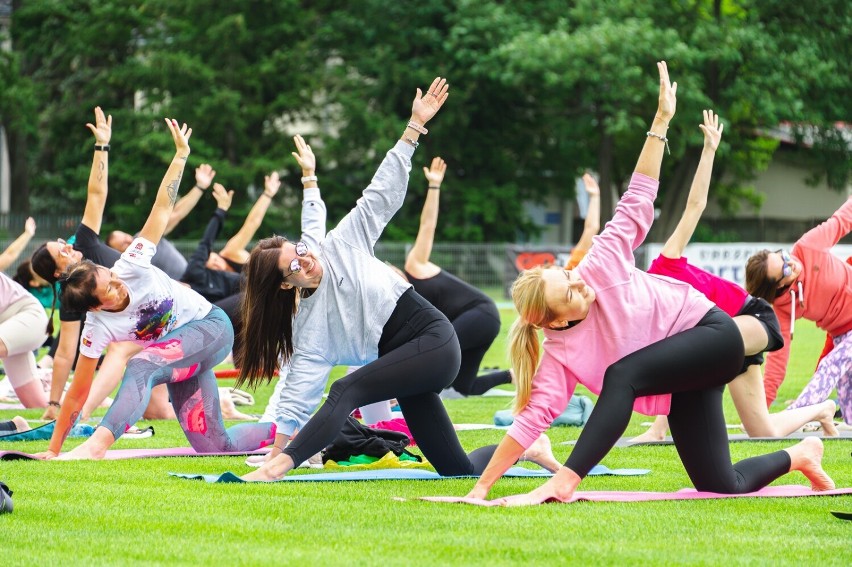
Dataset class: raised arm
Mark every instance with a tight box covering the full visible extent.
[635,61,676,180]
[0,217,36,271]
[660,110,723,259]
[291,135,327,248]
[404,157,446,278]
[219,171,281,264]
[164,163,216,235]
[137,119,192,245]
[573,174,600,254]
[80,107,112,235]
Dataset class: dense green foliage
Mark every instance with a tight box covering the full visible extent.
[0,1,849,242]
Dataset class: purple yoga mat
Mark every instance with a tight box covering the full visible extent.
[0,403,25,410]
[417,485,852,506]
[0,447,270,461]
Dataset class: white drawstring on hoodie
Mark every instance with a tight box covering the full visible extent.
[789,281,804,340]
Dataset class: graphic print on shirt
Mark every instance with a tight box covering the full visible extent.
[133,297,176,342]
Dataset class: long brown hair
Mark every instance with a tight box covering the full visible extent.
[31,243,61,334]
[745,250,777,303]
[235,235,298,389]
[508,266,556,413]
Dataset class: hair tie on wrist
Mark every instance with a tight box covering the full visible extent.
[428,185,440,190]
[48,400,61,408]
[94,144,110,152]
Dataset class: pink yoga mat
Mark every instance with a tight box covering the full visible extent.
[0,447,270,461]
[416,485,852,506]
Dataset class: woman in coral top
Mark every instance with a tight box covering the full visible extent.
[465,62,833,505]
[746,192,852,423]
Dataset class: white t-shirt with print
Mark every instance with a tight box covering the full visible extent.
[79,237,212,359]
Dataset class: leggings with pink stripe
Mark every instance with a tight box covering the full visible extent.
[99,306,275,451]
[789,329,852,425]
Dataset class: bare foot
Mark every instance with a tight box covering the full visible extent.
[629,428,667,444]
[786,437,835,491]
[240,454,294,482]
[817,401,838,437]
[54,443,106,461]
[219,393,257,421]
[520,434,561,472]
[11,416,30,433]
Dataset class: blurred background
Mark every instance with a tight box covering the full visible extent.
[0,0,849,289]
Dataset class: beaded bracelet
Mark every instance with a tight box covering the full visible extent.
[646,131,671,155]
[406,121,428,135]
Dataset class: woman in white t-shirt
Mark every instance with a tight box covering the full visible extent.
[38,119,275,460]
[0,271,48,407]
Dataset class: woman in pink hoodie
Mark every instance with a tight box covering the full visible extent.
[746,194,852,423]
[465,62,834,506]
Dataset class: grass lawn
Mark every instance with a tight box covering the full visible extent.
[1,313,850,566]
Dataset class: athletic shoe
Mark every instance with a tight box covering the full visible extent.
[0,481,12,514]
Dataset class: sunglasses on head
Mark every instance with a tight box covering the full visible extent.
[283,241,309,278]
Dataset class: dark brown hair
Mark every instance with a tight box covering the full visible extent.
[59,260,102,313]
[745,250,778,303]
[235,236,298,390]
[30,244,61,334]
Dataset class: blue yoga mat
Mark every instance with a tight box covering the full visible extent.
[0,421,94,442]
[169,464,650,484]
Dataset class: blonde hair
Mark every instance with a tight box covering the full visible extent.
[509,267,556,413]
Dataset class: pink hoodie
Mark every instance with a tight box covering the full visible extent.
[763,197,852,405]
[507,173,715,449]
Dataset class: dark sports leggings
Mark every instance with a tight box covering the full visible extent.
[450,302,512,396]
[100,306,275,452]
[566,307,791,493]
[283,289,497,475]
[0,420,16,433]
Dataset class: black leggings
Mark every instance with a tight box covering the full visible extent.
[283,289,497,476]
[565,307,791,493]
[451,302,511,396]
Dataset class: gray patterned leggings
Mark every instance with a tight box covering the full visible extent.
[99,307,275,451]
[789,329,851,424]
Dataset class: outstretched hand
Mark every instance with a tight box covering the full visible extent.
[264,171,281,197]
[164,118,192,156]
[86,106,112,145]
[699,109,723,151]
[195,164,216,189]
[212,183,234,211]
[582,173,600,196]
[290,135,316,173]
[423,157,447,187]
[411,77,450,125]
[24,217,36,236]
[656,61,677,122]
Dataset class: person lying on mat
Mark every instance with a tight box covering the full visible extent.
[236,78,558,482]
[745,191,852,422]
[397,156,512,396]
[631,110,837,443]
[464,62,834,506]
[35,118,275,460]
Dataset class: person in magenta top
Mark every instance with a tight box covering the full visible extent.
[632,110,837,443]
[746,194,852,422]
[462,62,834,505]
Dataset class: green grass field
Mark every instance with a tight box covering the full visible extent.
[1,313,850,566]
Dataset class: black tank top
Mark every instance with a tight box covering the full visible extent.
[404,269,492,321]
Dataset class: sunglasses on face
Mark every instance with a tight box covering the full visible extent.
[283,241,309,278]
[776,249,793,279]
[56,238,73,259]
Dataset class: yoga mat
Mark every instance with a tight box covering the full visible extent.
[169,464,650,484]
[0,421,94,442]
[563,429,852,448]
[0,446,271,461]
[0,402,25,410]
[416,485,852,506]
[830,510,852,521]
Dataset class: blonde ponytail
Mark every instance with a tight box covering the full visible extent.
[508,267,554,414]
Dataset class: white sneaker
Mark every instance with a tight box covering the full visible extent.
[245,454,267,468]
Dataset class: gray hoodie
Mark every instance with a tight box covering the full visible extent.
[274,140,415,435]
